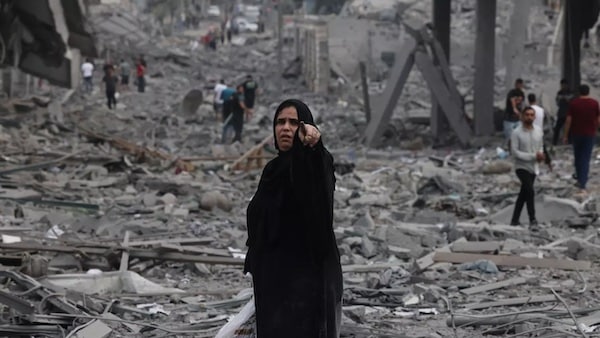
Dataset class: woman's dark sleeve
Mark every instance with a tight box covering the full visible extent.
[289,131,336,259]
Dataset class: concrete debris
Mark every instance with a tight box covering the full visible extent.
[0,0,597,337]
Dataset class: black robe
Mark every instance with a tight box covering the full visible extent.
[244,100,343,338]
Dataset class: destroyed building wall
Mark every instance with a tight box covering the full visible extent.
[328,17,402,80]
[296,16,329,94]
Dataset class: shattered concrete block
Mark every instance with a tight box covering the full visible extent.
[160,193,177,205]
[343,306,366,324]
[361,235,377,258]
[352,211,375,235]
[172,208,190,218]
[143,193,158,207]
[481,160,512,175]
[199,191,232,211]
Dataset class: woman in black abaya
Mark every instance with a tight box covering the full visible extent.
[244,99,343,338]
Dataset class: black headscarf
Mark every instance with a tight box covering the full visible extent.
[272,99,316,151]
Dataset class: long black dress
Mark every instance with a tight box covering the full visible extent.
[244,99,343,338]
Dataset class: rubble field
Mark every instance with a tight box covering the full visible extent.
[1,0,600,337]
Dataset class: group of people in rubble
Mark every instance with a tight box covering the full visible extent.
[503,78,600,230]
[212,75,259,144]
[202,20,233,51]
[80,56,148,109]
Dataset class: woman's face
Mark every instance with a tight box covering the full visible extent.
[275,106,300,152]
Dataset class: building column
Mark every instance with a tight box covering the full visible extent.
[562,0,583,89]
[473,0,496,136]
[431,0,451,141]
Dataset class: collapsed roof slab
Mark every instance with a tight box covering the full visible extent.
[1,0,95,88]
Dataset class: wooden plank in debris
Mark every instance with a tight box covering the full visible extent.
[460,277,527,295]
[157,243,231,257]
[342,262,411,273]
[119,231,130,273]
[414,237,466,271]
[451,241,503,253]
[77,126,195,172]
[0,150,81,176]
[230,135,273,171]
[127,237,214,247]
[463,295,557,310]
[433,252,592,271]
[0,242,244,266]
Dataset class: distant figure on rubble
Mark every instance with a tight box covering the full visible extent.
[242,75,259,110]
[222,85,251,143]
[103,59,115,76]
[221,19,227,44]
[139,54,147,68]
[504,79,525,146]
[510,106,544,229]
[553,79,574,145]
[244,99,342,338]
[220,86,236,122]
[529,93,553,171]
[226,19,232,43]
[81,58,94,94]
[213,79,227,120]
[119,58,131,90]
[136,58,146,93]
[208,28,217,50]
[528,93,545,130]
[563,84,600,194]
[102,67,119,110]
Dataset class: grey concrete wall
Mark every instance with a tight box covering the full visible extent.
[327,17,402,81]
[297,17,330,94]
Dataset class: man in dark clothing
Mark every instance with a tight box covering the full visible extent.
[222,85,251,143]
[504,79,525,145]
[563,84,600,193]
[102,68,118,109]
[242,75,259,109]
[553,79,574,145]
[102,60,114,76]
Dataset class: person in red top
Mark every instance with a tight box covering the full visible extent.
[136,59,146,93]
[563,84,600,193]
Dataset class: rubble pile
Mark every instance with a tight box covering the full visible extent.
[0,1,599,337]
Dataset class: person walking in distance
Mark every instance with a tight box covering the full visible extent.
[553,79,574,146]
[563,84,600,194]
[136,58,146,93]
[504,79,525,146]
[528,93,553,171]
[102,67,119,110]
[528,93,545,130]
[81,58,94,94]
[242,75,259,110]
[119,58,131,91]
[510,107,545,229]
[213,79,227,120]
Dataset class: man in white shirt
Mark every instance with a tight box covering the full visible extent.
[213,79,227,120]
[528,93,545,130]
[528,93,553,172]
[81,58,94,94]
